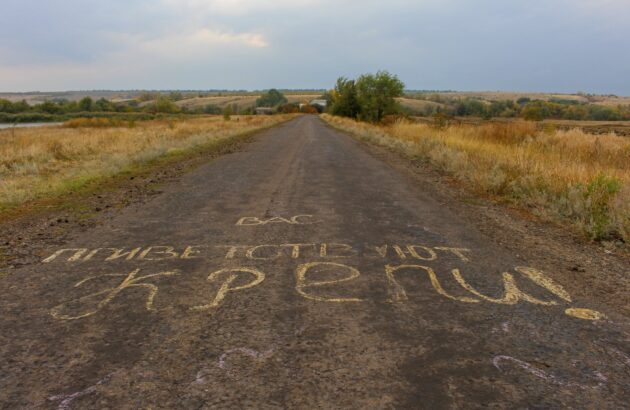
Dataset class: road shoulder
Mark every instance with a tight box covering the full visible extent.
[322,117,630,317]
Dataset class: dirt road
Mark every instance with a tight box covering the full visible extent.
[1,116,628,408]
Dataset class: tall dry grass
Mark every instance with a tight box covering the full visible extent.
[0,115,294,211]
[322,114,630,242]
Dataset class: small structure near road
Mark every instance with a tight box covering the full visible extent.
[309,99,327,110]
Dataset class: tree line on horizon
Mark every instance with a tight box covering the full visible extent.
[407,95,630,122]
[2,77,629,123]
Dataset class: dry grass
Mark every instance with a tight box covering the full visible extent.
[175,96,259,110]
[322,114,630,242]
[62,118,136,128]
[421,91,630,106]
[397,98,445,112]
[0,115,295,211]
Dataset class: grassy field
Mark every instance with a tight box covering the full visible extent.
[406,91,630,106]
[0,115,296,214]
[322,114,630,243]
[397,98,445,112]
[411,116,630,136]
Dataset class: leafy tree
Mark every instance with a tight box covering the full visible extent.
[256,89,287,107]
[94,98,116,112]
[148,96,180,113]
[330,77,360,118]
[168,91,184,101]
[355,70,405,123]
[78,97,93,112]
[37,101,62,114]
[13,100,30,113]
[0,99,19,113]
[521,101,550,121]
[223,105,233,120]
[204,104,222,114]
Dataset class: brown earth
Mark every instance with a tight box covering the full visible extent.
[0,116,629,409]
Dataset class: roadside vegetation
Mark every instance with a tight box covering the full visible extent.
[0,95,185,123]
[0,90,326,123]
[329,71,405,123]
[324,72,629,243]
[322,114,630,243]
[0,115,296,214]
[401,93,630,121]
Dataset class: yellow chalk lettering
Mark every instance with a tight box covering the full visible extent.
[220,245,248,259]
[283,243,315,259]
[319,243,357,258]
[393,245,437,260]
[565,308,606,320]
[295,262,363,302]
[85,248,135,261]
[514,266,572,302]
[181,245,206,259]
[434,247,471,262]
[191,267,265,311]
[266,217,292,224]
[236,217,263,226]
[290,215,316,224]
[138,246,179,260]
[50,268,179,320]
[406,245,437,261]
[105,247,142,261]
[319,243,327,257]
[83,248,106,261]
[42,248,88,263]
[246,245,283,260]
[373,245,388,258]
[451,266,569,306]
[393,245,407,259]
[385,265,479,303]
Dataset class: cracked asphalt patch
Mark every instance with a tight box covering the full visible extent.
[1,116,629,409]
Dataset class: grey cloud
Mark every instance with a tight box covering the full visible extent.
[0,0,628,93]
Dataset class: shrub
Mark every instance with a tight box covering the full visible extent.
[578,175,623,240]
[256,89,287,107]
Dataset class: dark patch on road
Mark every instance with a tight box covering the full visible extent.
[1,116,629,408]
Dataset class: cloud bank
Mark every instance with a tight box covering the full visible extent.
[0,0,628,93]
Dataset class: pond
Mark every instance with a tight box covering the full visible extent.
[0,122,62,129]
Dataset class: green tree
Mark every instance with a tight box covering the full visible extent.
[330,77,360,118]
[204,104,222,114]
[78,97,93,112]
[256,89,287,107]
[355,70,405,123]
[521,101,550,121]
[223,105,233,120]
[36,101,62,114]
[0,99,17,113]
[150,96,181,113]
[94,98,116,112]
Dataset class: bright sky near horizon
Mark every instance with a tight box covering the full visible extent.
[1,0,629,94]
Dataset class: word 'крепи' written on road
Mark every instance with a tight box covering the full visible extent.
[43,243,604,323]
[41,215,606,323]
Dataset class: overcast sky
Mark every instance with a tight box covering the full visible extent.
[1,0,629,93]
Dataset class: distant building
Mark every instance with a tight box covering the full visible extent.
[255,107,273,115]
[310,99,328,109]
